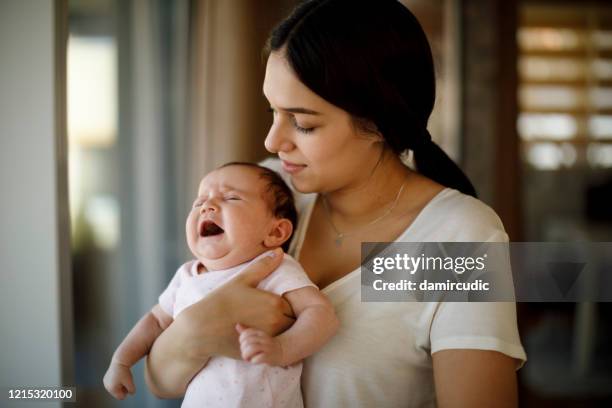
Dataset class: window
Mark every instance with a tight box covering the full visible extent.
[518,4,612,169]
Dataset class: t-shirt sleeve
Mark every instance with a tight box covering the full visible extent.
[429,301,527,369]
[158,262,191,317]
[258,254,318,296]
[429,231,527,370]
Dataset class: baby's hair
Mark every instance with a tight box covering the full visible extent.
[218,162,298,252]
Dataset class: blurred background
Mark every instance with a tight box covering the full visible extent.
[1,0,612,407]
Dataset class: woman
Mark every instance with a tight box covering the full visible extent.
[145,0,526,406]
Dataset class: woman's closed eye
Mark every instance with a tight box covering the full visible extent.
[268,107,316,134]
[292,119,315,134]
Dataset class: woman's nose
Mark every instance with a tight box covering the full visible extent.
[264,123,294,154]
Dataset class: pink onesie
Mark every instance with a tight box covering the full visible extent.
[158,252,316,408]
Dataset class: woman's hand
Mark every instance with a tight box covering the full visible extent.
[145,248,295,398]
[176,248,296,360]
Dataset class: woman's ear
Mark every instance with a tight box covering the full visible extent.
[353,117,384,142]
[263,218,293,249]
[372,131,384,143]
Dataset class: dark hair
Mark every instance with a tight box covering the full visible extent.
[266,0,477,197]
[219,162,298,252]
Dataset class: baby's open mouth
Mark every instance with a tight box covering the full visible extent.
[199,220,224,237]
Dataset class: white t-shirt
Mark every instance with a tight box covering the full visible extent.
[261,158,527,408]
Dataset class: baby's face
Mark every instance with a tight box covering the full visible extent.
[186,165,280,271]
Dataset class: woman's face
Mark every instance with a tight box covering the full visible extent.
[263,52,382,194]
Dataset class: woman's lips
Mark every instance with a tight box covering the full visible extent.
[281,160,306,174]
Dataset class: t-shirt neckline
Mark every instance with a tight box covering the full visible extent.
[293,187,453,293]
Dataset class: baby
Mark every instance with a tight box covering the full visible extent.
[103,162,338,407]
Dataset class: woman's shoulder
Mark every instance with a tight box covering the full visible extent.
[405,188,508,242]
[433,188,504,228]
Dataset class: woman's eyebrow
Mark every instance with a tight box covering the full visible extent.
[277,106,322,115]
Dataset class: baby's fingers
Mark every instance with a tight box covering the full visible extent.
[110,384,127,400]
[238,327,267,343]
[251,352,274,365]
[124,375,136,395]
[241,342,262,361]
[103,377,121,399]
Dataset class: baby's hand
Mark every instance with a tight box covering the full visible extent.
[236,323,285,366]
[103,361,136,400]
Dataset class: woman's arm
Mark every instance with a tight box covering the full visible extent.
[144,248,296,398]
[432,349,518,408]
[144,307,215,399]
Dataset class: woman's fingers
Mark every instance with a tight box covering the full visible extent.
[236,248,284,287]
[259,291,295,322]
[237,293,294,335]
[170,249,291,360]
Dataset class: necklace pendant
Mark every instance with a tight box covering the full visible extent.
[335,233,344,247]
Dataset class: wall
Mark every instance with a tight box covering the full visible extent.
[0,0,72,405]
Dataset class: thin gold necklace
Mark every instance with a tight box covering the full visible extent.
[321,181,406,247]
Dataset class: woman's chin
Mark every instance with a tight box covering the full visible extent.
[289,175,318,194]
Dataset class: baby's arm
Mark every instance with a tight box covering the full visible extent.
[238,286,338,366]
[103,304,173,399]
